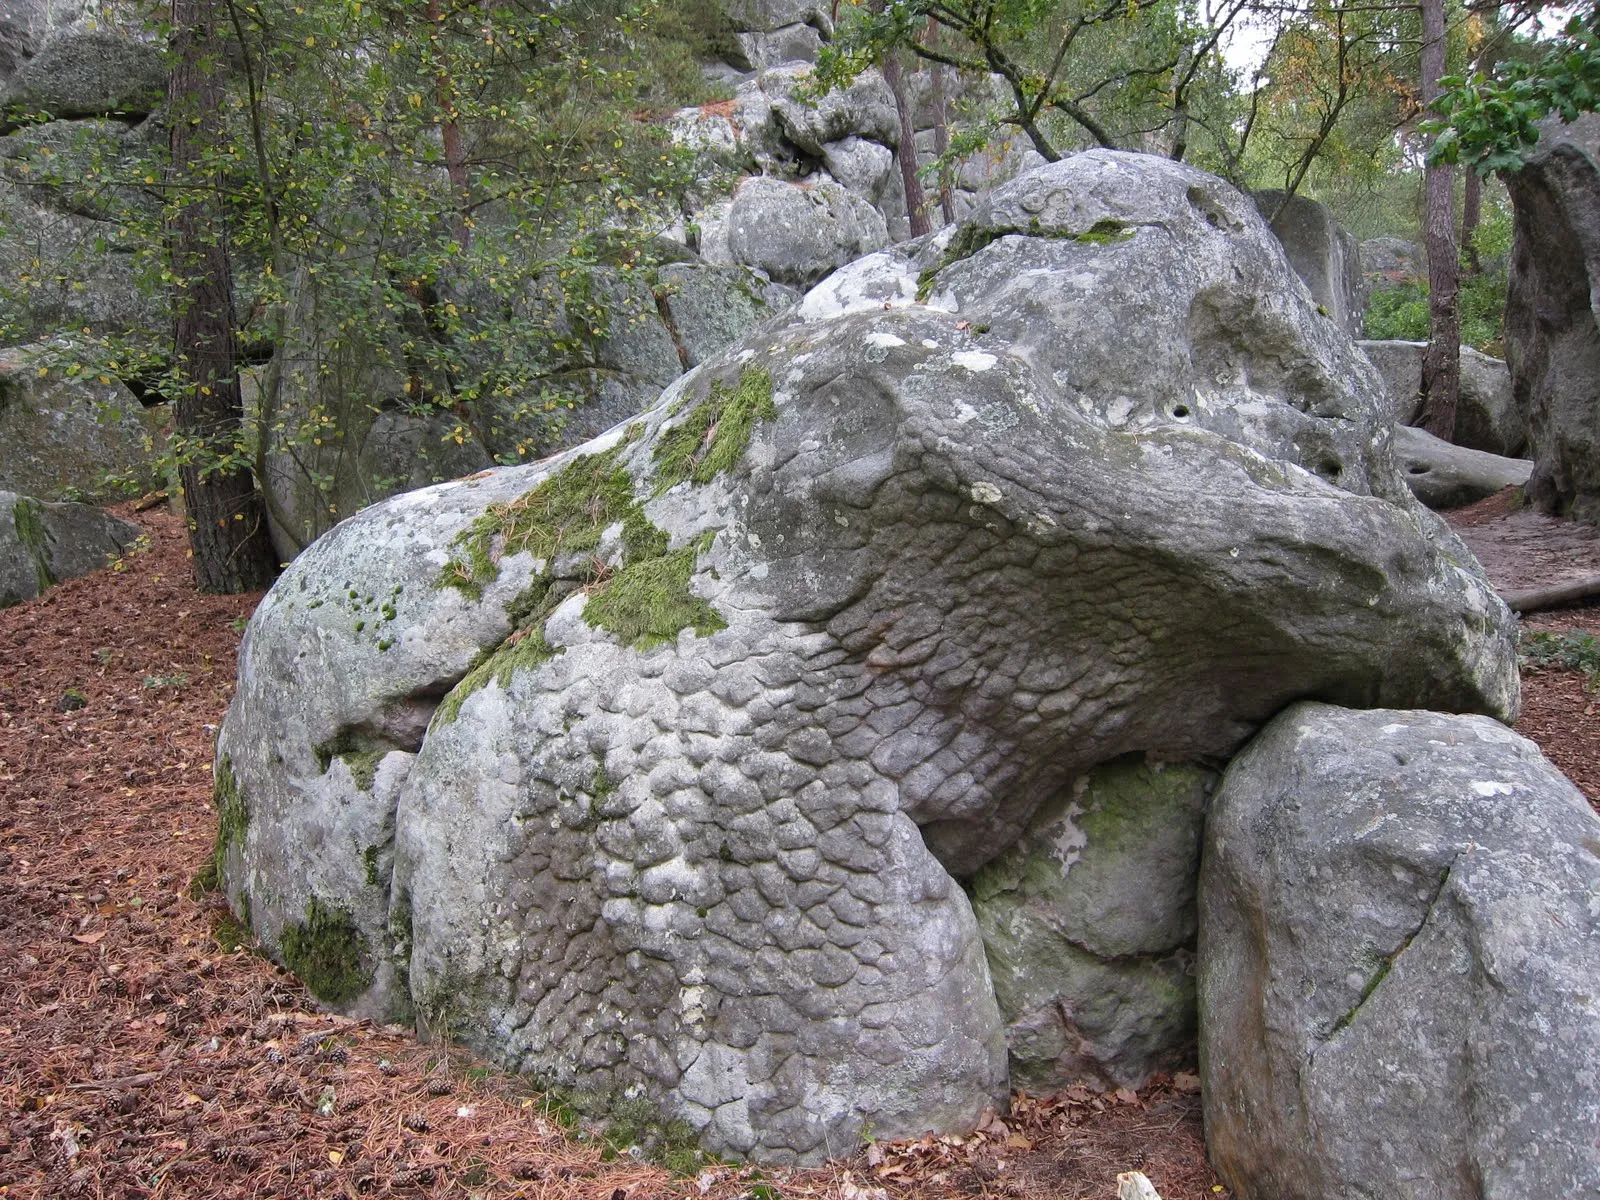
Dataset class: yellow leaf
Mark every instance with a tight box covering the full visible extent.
[328,1150,343,1165]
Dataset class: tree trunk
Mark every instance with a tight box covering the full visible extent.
[1462,168,1482,275]
[1417,0,1460,440]
[881,50,931,238]
[926,22,956,225]
[167,0,279,592]
[426,0,471,249]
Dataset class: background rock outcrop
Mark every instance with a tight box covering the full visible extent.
[1504,113,1600,522]
[1251,190,1364,337]
[217,153,1517,1163]
[1200,702,1600,1200]
[0,346,164,501]
[0,487,139,607]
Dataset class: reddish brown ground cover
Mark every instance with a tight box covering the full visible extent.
[2,495,1594,1200]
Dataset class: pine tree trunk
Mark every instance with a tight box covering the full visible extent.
[880,50,931,238]
[1417,0,1460,441]
[1461,158,1482,275]
[167,0,279,592]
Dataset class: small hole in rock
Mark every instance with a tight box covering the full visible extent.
[1172,405,1190,419]
[1408,465,1428,475]
[1316,459,1342,479]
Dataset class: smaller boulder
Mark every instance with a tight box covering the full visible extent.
[970,756,1214,1091]
[1358,340,1527,456]
[0,488,139,607]
[726,174,889,287]
[1200,702,1600,1200]
[769,67,899,155]
[1391,424,1531,510]
[820,135,894,206]
[731,24,823,70]
[0,347,165,502]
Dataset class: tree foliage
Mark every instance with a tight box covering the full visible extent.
[1430,12,1600,173]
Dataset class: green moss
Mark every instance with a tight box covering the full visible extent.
[204,755,249,893]
[437,446,637,599]
[362,844,382,887]
[389,887,414,976]
[212,907,254,954]
[652,367,775,493]
[12,496,54,593]
[279,895,374,1005]
[583,545,726,650]
[435,623,559,725]
[341,750,387,793]
[1072,218,1135,245]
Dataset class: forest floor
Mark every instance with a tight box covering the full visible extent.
[1,492,1596,1200]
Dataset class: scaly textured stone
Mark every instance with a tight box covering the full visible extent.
[219,152,1517,1164]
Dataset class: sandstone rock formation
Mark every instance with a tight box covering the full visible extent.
[1504,114,1600,522]
[1200,702,1600,1200]
[1390,424,1531,510]
[216,153,1517,1163]
[970,756,1214,1092]
[0,346,164,501]
[1359,339,1526,456]
[1251,190,1365,337]
[0,487,139,607]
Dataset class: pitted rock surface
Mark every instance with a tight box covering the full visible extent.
[1199,703,1600,1199]
[218,153,1517,1163]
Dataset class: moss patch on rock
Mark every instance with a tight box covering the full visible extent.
[582,537,725,650]
[433,442,727,725]
[12,496,54,593]
[652,366,774,493]
[279,895,374,1005]
[194,755,249,895]
[437,445,637,600]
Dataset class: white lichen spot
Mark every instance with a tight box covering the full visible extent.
[747,531,762,549]
[1471,780,1515,797]
[952,350,997,372]
[921,338,939,349]
[833,513,849,527]
[864,331,906,349]
[953,400,980,424]
[970,481,1003,505]
[738,348,755,362]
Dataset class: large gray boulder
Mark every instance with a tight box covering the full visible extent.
[1504,113,1600,522]
[1252,190,1365,338]
[1199,702,1600,1200]
[216,153,1516,1164]
[970,756,1214,1092]
[0,488,138,606]
[0,345,164,500]
[725,174,889,287]
[0,24,164,127]
[1358,339,1526,456]
[1391,423,1532,510]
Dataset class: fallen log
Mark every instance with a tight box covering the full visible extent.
[1502,574,1600,614]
